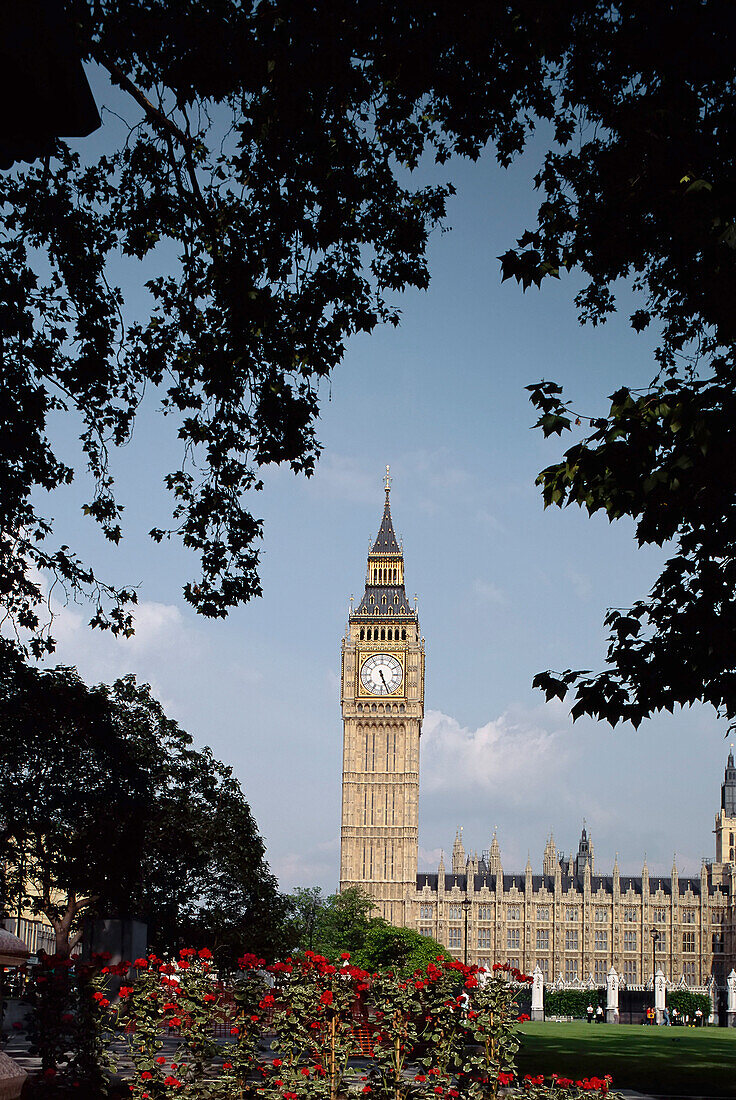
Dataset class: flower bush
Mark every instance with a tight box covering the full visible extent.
[22,945,623,1100]
[25,950,117,1094]
[265,950,371,1100]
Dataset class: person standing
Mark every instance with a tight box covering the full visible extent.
[586,1004,594,1024]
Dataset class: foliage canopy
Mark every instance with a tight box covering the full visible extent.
[2,1,735,727]
[0,649,284,958]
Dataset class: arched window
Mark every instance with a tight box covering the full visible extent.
[360,628,365,640]
[369,594,374,605]
[380,628,385,640]
[381,595,387,605]
[394,595,399,604]
[401,628,406,640]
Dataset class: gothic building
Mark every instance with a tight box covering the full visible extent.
[339,474,735,987]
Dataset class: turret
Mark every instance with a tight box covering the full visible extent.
[574,822,594,878]
[715,747,736,864]
[452,828,466,876]
[543,833,557,877]
[487,830,502,876]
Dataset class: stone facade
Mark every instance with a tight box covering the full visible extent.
[339,469,424,928]
[339,476,736,987]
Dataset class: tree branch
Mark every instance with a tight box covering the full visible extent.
[97,57,192,148]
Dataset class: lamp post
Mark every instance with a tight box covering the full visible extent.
[651,929,660,1023]
[462,897,472,966]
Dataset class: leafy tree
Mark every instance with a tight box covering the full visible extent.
[282,885,324,952]
[354,923,450,976]
[515,3,736,729]
[0,0,554,652]
[3,1,734,728]
[0,649,283,958]
[285,885,381,961]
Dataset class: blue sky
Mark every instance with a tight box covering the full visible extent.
[38,83,729,894]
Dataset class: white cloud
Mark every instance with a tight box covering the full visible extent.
[272,844,341,894]
[418,846,443,870]
[566,568,593,601]
[311,454,379,503]
[473,579,506,605]
[420,703,567,804]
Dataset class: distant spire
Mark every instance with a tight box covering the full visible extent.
[452,828,466,875]
[543,833,558,877]
[487,830,502,876]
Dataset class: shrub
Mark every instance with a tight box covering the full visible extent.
[544,990,605,1019]
[666,990,711,1020]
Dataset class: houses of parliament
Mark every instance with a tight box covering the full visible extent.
[339,471,736,988]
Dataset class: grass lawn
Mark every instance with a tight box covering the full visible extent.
[516,1021,736,1097]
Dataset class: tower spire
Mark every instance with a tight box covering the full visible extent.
[353,469,415,618]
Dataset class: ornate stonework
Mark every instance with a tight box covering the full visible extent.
[339,468,424,927]
[340,474,736,988]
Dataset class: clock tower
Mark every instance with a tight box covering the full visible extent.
[339,468,424,925]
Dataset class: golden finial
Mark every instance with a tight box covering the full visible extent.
[384,464,392,493]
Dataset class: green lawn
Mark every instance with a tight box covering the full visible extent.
[516,1021,736,1097]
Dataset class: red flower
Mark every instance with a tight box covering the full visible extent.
[320,990,333,1006]
[498,1071,514,1086]
[167,1017,182,1027]
[222,1062,233,1070]
[272,1059,283,1068]
[164,1076,183,1088]
[341,952,351,960]
[133,958,148,968]
[156,1057,167,1064]
[179,948,196,958]
[230,1026,239,1035]
[203,993,216,1003]
[118,986,134,998]
[198,948,213,959]
[141,1071,153,1080]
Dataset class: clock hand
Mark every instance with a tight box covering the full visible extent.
[379,669,389,691]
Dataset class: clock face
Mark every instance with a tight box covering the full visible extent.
[361,653,403,696]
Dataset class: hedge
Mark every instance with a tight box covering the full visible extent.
[543,989,605,1018]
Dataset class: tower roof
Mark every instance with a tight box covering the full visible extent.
[371,490,401,555]
[353,467,416,621]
